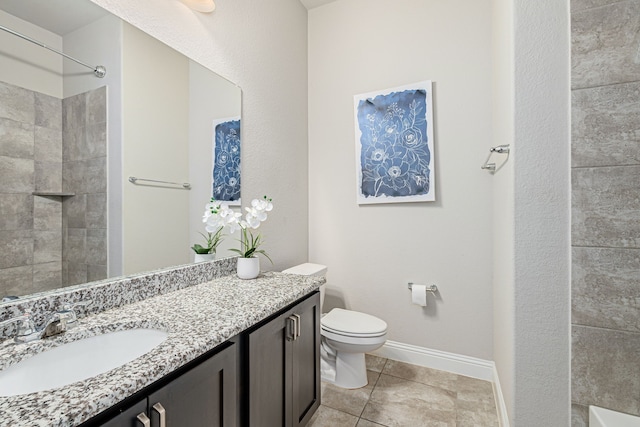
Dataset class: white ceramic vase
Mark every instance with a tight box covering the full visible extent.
[194,253,215,263]
[237,257,260,279]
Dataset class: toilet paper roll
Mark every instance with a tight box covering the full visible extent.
[412,284,428,307]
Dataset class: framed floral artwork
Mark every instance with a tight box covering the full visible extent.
[212,117,241,205]
[354,81,435,204]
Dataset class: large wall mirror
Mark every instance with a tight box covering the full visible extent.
[0,0,242,302]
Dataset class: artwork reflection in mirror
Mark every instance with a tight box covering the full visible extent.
[0,0,242,301]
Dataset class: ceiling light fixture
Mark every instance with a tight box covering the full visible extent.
[181,0,216,13]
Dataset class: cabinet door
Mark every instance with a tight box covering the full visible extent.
[291,292,321,427]
[99,399,148,427]
[246,309,293,427]
[246,291,321,427]
[147,342,237,427]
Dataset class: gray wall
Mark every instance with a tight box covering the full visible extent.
[571,0,640,424]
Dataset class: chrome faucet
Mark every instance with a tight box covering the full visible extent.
[0,301,92,344]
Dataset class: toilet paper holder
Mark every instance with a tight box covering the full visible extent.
[407,282,438,293]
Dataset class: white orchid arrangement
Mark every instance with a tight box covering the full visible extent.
[203,196,273,262]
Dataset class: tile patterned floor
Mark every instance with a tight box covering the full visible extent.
[308,355,499,427]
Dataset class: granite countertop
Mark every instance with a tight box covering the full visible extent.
[0,272,323,427]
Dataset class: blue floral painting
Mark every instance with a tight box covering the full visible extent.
[212,118,241,204]
[354,81,435,204]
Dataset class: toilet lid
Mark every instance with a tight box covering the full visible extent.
[321,308,387,336]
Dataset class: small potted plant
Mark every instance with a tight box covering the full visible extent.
[203,196,273,279]
[232,196,273,279]
[191,227,224,262]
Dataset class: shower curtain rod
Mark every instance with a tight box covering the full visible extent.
[0,24,106,78]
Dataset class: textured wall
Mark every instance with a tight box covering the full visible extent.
[308,0,494,360]
[571,0,640,424]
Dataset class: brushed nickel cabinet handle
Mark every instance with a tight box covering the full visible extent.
[287,315,297,341]
[152,402,166,427]
[136,412,150,427]
[292,314,301,339]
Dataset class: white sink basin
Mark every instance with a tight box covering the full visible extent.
[0,328,168,397]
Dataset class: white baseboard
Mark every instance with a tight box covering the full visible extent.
[492,364,510,427]
[371,340,494,381]
[371,340,509,427]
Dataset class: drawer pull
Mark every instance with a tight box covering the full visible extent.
[136,412,150,427]
[152,402,166,427]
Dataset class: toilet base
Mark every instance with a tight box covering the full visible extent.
[325,351,368,389]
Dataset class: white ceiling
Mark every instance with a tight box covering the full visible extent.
[299,0,338,10]
[0,0,108,35]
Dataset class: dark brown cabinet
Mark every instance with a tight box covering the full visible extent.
[244,291,321,427]
[95,341,237,427]
[84,291,320,427]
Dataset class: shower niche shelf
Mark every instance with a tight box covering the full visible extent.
[32,191,76,197]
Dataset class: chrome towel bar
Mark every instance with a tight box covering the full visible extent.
[128,176,191,189]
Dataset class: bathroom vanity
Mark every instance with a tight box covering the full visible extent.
[0,267,322,427]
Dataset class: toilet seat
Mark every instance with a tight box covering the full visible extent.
[321,308,387,337]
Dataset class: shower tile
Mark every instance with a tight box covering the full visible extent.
[34,125,62,163]
[572,166,640,248]
[573,247,640,332]
[85,121,107,159]
[86,229,107,266]
[382,359,459,393]
[33,229,62,264]
[63,194,87,229]
[34,161,62,193]
[32,262,62,293]
[571,403,589,427]
[63,158,106,194]
[65,228,86,265]
[0,194,33,230]
[572,81,640,167]
[308,405,359,427]
[86,193,107,229]
[34,92,62,130]
[572,1,640,89]
[62,125,86,162]
[66,261,88,286]
[361,374,456,426]
[321,370,379,416]
[572,325,640,415]
[62,92,86,131]
[86,86,107,124]
[0,265,33,298]
[571,0,633,13]
[0,156,34,193]
[0,230,34,269]
[0,117,34,159]
[33,196,61,230]
[62,160,85,193]
[0,82,35,124]
[87,264,108,282]
[86,157,107,193]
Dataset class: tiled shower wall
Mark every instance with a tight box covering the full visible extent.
[62,87,108,286]
[571,0,640,424]
[0,82,107,297]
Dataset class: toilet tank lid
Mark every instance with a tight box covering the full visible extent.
[281,263,327,276]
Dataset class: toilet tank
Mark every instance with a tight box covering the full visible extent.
[282,263,327,310]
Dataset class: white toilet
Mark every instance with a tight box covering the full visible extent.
[282,263,387,389]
